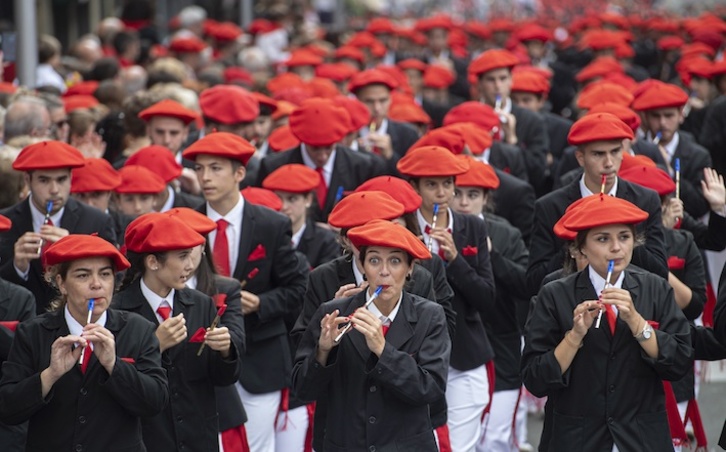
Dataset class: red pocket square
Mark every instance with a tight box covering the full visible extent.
[462,246,478,256]
[667,256,686,270]
[213,294,227,308]
[121,357,135,364]
[189,327,206,343]
[248,244,266,261]
[0,321,19,332]
[647,320,660,330]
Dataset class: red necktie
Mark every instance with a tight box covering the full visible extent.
[157,304,171,321]
[213,219,231,277]
[382,324,390,336]
[80,345,92,374]
[315,167,328,208]
[605,304,617,335]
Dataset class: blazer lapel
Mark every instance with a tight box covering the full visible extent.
[384,293,416,350]
[60,198,81,232]
[575,270,616,341]
[233,203,256,281]
[116,279,159,325]
[613,270,641,346]
[325,148,348,213]
[339,293,370,361]
[15,199,34,233]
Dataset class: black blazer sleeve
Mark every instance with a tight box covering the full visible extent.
[680,210,726,251]
[714,263,726,347]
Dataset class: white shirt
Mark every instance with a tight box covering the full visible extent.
[141,276,176,323]
[64,304,107,350]
[186,275,198,290]
[207,195,245,277]
[475,149,492,164]
[15,197,66,280]
[588,265,625,316]
[416,208,454,255]
[291,223,306,249]
[579,174,619,198]
[367,288,403,327]
[352,258,365,286]
[301,143,336,187]
[159,186,175,213]
[36,64,67,93]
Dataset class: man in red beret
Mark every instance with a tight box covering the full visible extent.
[256,98,386,223]
[469,49,550,195]
[182,132,309,452]
[138,98,199,162]
[0,142,117,314]
[349,69,421,173]
[526,113,669,296]
[633,82,713,219]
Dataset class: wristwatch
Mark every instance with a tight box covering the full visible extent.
[634,322,653,343]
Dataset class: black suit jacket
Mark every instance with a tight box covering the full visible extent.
[255,145,386,223]
[699,95,726,177]
[383,119,420,176]
[292,292,449,452]
[112,281,240,451]
[673,131,712,218]
[172,189,204,210]
[108,208,134,246]
[198,201,309,393]
[490,168,536,245]
[544,111,573,162]
[0,308,168,452]
[490,142,528,182]
[296,220,340,269]
[526,177,669,296]
[0,198,117,314]
[511,104,550,196]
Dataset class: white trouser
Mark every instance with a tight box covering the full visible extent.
[446,364,490,452]
[236,383,281,452]
[274,405,308,452]
[477,388,519,452]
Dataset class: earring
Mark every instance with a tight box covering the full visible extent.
[153,267,159,271]
[362,274,367,281]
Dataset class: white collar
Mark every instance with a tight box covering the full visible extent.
[416,207,453,254]
[352,257,365,286]
[588,265,625,314]
[579,173,618,198]
[140,276,175,315]
[291,222,306,248]
[186,274,198,290]
[29,195,64,231]
[160,185,175,213]
[367,287,403,325]
[206,193,245,224]
[64,304,107,347]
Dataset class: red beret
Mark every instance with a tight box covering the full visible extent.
[240,187,283,211]
[182,132,256,165]
[208,22,243,42]
[267,72,307,94]
[248,19,278,36]
[681,42,717,60]
[251,92,278,114]
[398,145,470,178]
[568,113,634,145]
[63,95,100,113]
[577,81,634,110]
[455,156,500,190]
[489,18,514,33]
[271,101,297,121]
[169,36,207,53]
[710,60,726,78]
[411,128,466,155]
[601,73,637,92]
[553,194,648,240]
[268,125,301,152]
[631,83,689,111]
[348,69,399,93]
[587,103,641,132]
[125,145,182,183]
[511,71,550,94]
[71,158,122,193]
[116,165,166,194]
[125,213,205,253]
[334,46,366,64]
[447,123,493,155]
[346,32,378,48]
[0,214,11,232]
[619,153,656,173]
[200,85,259,124]
[223,67,253,86]
[63,80,99,97]
[45,234,130,270]
[333,96,371,132]
[367,17,397,35]
[423,65,456,89]
[516,24,551,43]
[329,191,405,229]
[415,15,454,33]
[443,101,500,131]
[0,82,17,94]
[315,63,358,83]
[398,59,428,72]
[289,98,350,147]
[657,35,684,51]
[575,57,623,84]
[354,176,422,214]
[677,57,713,81]
[619,165,675,196]
[388,102,431,126]
[13,141,85,171]
[468,49,519,77]
[348,219,430,260]
[285,49,323,68]
[138,99,199,125]
[307,78,340,99]
[580,29,626,51]
[262,164,319,193]
[164,207,216,235]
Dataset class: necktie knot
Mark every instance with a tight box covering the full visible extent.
[216,218,229,232]
[157,303,172,321]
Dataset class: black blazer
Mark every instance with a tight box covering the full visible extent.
[0,308,168,452]
[526,177,669,296]
[490,168,536,245]
[673,131,712,218]
[255,145,386,223]
[387,119,421,161]
[0,279,35,367]
[0,198,117,314]
[698,95,726,177]
[198,201,309,393]
[522,268,693,452]
[511,104,549,195]
[445,211,496,370]
[543,111,572,163]
[172,189,204,210]
[490,142,528,182]
[112,281,240,452]
[108,208,134,246]
[296,220,340,269]
[292,291,450,452]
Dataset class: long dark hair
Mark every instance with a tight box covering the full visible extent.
[195,241,219,297]
[120,250,167,290]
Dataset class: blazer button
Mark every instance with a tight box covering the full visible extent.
[610,354,615,361]
[609,384,615,393]
[607,417,614,424]
[79,388,88,396]
[369,446,376,452]
[75,445,83,452]
[176,416,183,423]
[368,416,376,424]
[78,416,87,424]
[369,385,377,392]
